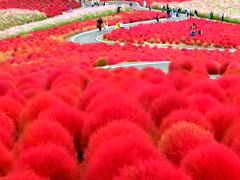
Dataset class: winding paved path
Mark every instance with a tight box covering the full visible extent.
[68,1,225,78]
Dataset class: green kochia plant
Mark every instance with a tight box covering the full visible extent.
[96,57,108,67]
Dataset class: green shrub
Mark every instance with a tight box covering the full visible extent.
[96,57,108,67]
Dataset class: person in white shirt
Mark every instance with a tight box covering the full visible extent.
[143,0,146,7]
[119,21,124,28]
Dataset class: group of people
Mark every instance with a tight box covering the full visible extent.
[97,17,108,31]
[190,23,202,36]
[97,17,124,31]
[91,0,107,6]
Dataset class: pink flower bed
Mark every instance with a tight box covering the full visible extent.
[104,17,240,49]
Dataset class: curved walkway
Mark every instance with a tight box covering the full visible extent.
[68,2,227,78]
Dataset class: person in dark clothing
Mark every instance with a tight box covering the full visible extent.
[162,5,165,12]
[190,23,197,36]
[198,30,202,35]
[97,17,103,31]
[210,11,213,19]
[221,12,225,21]
[129,2,133,9]
[167,8,171,19]
[156,14,160,22]
[148,6,151,11]
[177,8,181,17]
[194,10,198,17]
[117,6,121,13]
[166,4,169,10]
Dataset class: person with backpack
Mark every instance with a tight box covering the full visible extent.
[190,23,197,36]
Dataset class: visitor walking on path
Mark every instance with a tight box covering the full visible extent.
[210,11,213,19]
[156,14,160,22]
[221,12,225,21]
[190,23,197,36]
[143,0,146,7]
[119,21,124,28]
[194,10,198,17]
[167,8,171,19]
[148,6,151,11]
[103,21,108,31]
[97,17,103,31]
[129,2,133,9]
[117,6,121,13]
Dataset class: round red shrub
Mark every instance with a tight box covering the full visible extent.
[187,93,221,114]
[222,122,240,157]
[0,142,13,176]
[160,109,212,135]
[138,67,166,84]
[0,95,22,124]
[205,60,219,74]
[181,143,240,180]
[205,105,239,141]
[4,170,47,180]
[81,93,155,150]
[38,103,83,144]
[15,119,76,157]
[0,80,14,96]
[84,120,153,163]
[82,135,161,180]
[158,121,215,165]
[150,91,188,126]
[14,144,79,180]
[20,92,63,128]
[184,79,226,102]
[113,158,191,180]
[136,83,175,111]
[0,112,16,138]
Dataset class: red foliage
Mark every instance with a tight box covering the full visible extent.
[81,92,156,150]
[184,79,226,102]
[206,105,239,141]
[0,142,14,176]
[113,158,191,180]
[159,109,212,135]
[84,120,154,163]
[38,103,83,145]
[0,95,23,124]
[14,119,76,157]
[150,91,188,125]
[104,17,240,49]
[222,122,240,157]
[14,144,79,180]
[82,135,161,180]
[0,0,81,16]
[4,171,47,180]
[19,92,63,128]
[181,144,240,180]
[187,93,221,114]
[158,121,215,165]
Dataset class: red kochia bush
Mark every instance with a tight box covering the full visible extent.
[159,109,212,136]
[81,92,155,150]
[150,91,188,126]
[205,105,239,141]
[84,120,154,163]
[14,144,79,180]
[20,92,63,128]
[14,119,76,157]
[136,83,175,111]
[4,171,47,180]
[187,93,221,114]
[0,143,14,176]
[0,95,22,124]
[158,121,215,165]
[184,79,226,102]
[181,144,240,180]
[82,136,161,180]
[222,122,240,157]
[113,158,191,180]
[38,103,83,143]
[0,112,16,139]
